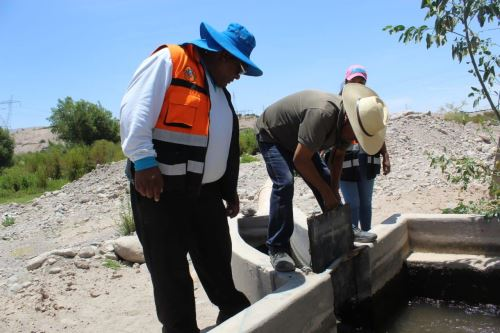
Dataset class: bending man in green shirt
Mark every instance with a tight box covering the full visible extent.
[255,84,388,272]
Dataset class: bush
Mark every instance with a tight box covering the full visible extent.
[61,145,92,181]
[442,199,499,218]
[428,153,499,219]
[239,128,259,155]
[89,140,124,165]
[20,145,64,179]
[0,166,37,192]
[0,139,122,203]
[0,127,14,168]
[444,110,499,125]
[48,97,120,145]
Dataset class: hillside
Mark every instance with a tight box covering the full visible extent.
[11,127,61,155]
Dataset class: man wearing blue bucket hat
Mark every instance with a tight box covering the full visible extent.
[120,22,262,332]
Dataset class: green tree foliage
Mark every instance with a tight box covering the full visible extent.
[48,97,120,145]
[428,152,499,218]
[0,127,14,168]
[385,0,500,211]
[384,0,499,118]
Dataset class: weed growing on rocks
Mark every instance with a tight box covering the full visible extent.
[117,198,135,236]
[102,258,122,270]
[241,153,259,163]
[2,215,15,227]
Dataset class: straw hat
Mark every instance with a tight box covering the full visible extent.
[342,83,388,155]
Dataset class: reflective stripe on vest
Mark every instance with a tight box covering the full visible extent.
[158,160,205,176]
[152,127,208,147]
[342,159,360,169]
[369,156,381,165]
[152,44,211,177]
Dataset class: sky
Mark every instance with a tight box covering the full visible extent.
[0,0,496,130]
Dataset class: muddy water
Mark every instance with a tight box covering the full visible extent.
[378,297,500,333]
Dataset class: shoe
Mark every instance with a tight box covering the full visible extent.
[269,251,296,272]
[352,226,377,243]
[216,296,250,325]
[216,310,230,326]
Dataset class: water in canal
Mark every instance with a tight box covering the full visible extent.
[338,266,500,333]
[377,297,500,333]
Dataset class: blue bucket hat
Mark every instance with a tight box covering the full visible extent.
[189,22,263,77]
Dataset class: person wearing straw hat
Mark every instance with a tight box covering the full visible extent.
[256,85,388,272]
[337,65,391,242]
[120,22,262,332]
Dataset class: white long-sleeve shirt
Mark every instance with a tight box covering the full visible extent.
[120,47,233,183]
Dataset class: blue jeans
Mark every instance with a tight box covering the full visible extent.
[340,154,375,231]
[258,139,330,253]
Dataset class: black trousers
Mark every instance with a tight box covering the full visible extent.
[130,181,250,333]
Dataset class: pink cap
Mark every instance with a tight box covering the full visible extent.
[345,64,367,81]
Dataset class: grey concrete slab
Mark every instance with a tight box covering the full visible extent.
[404,214,500,255]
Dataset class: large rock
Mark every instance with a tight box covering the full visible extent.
[52,248,78,258]
[113,235,145,263]
[26,251,52,271]
[78,246,96,258]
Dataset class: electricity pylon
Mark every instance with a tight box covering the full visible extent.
[0,95,21,129]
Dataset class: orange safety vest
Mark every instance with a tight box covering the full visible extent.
[151,44,212,193]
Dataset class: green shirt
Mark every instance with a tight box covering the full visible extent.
[256,90,346,153]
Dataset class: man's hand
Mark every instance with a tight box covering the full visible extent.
[379,142,391,175]
[332,187,342,204]
[382,153,391,175]
[134,167,163,202]
[322,188,341,211]
[225,195,240,218]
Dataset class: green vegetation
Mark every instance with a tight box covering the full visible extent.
[428,153,499,218]
[117,197,135,236]
[384,0,499,118]
[2,215,15,227]
[0,140,124,203]
[441,199,499,217]
[386,0,500,212]
[239,128,259,156]
[102,258,122,270]
[0,127,14,168]
[241,153,259,163]
[48,97,120,145]
[443,110,499,125]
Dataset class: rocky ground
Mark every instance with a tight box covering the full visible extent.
[0,113,498,332]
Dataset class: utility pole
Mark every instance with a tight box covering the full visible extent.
[0,95,21,129]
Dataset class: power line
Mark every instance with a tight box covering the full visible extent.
[0,95,21,129]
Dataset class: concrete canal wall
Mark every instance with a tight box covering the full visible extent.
[211,185,500,333]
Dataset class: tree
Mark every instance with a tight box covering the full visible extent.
[0,127,14,168]
[384,0,499,119]
[48,97,120,145]
[385,0,500,214]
